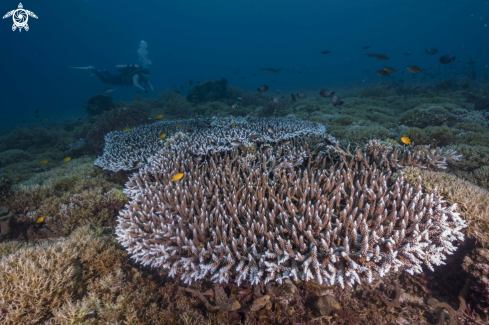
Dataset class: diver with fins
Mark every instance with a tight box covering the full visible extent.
[70,64,154,93]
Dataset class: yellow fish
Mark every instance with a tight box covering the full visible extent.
[36,217,44,223]
[155,114,164,119]
[254,112,258,116]
[374,96,378,99]
[171,173,184,182]
[40,160,48,164]
[430,148,436,154]
[83,151,86,155]
[159,133,167,138]
[177,124,181,128]
[127,146,131,149]
[449,96,453,100]
[319,107,323,110]
[63,157,71,163]
[13,178,19,182]
[195,115,199,118]
[124,128,130,132]
[430,98,434,103]
[182,118,185,121]
[231,123,236,127]
[400,137,411,145]
[199,243,204,247]
[351,84,357,88]
[232,104,237,109]
[7,169,12,174]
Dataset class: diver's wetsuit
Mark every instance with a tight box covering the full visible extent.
[91,68,127,85]
[91,64,153,92]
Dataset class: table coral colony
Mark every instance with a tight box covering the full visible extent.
[96,117,466,288]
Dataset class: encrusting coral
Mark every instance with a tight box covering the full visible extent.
[116,128,466,288]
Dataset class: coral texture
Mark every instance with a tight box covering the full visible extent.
[95,117,327,172]
[401,167,489,246]
[117,135,465,288]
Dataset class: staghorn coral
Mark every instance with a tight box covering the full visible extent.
[0,226,125,325]
[95,117,326,172]
[401,167,489,246]
[117,134,465,288]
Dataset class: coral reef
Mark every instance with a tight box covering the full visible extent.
[0,226,126,324]
[117,134,465,288]
[84,94,116,117]
[401,167,489,246]
[85,107,150,155]
[399,105,457,128]
[186,78,230,104]
[95,117,326,172]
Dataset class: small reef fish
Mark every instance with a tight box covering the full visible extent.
[426,48,438,55]
[430,148,437,154]
[249,134,263,141]
[159,133,167,138]
[400,137,411,145]
[331,94,343,106]
[124,128,130,132]
[320,50,331,55]
[362,45,371,49]
[271,97,280,103]
[231,123,236,127]
[376,70,391,77]
[366,53,389,60]
[34,109,40,113]
[439,55,456,64]
[221,120,228,125]
[231,104,237,109]
[441,83,451,88]
[261,145,272,153]
[319,89,334,97]
[171,173,184,181]
[63,157,71,163]
[383,67,397,73]
[254,112,258,116]
[290,94,296,102]
[430,98,435,102]
[13,178,19,181]
[36,217,44,223]
[231,140,243,146]
[103,88,117,93]
[155,114,164,119]
[406,66,425,74]
[195,115,199,118]
[177,124,181,128]
[257,85,268,92]
[40,160,48,164]
[297,92,307,99]
[7,169,13,174]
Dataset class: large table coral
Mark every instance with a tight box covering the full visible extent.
[95,117,327,172]
[116,133,466,288]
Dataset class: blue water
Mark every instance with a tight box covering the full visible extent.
[1,0,488,129]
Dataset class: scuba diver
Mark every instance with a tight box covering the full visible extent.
[70,64,154,93]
